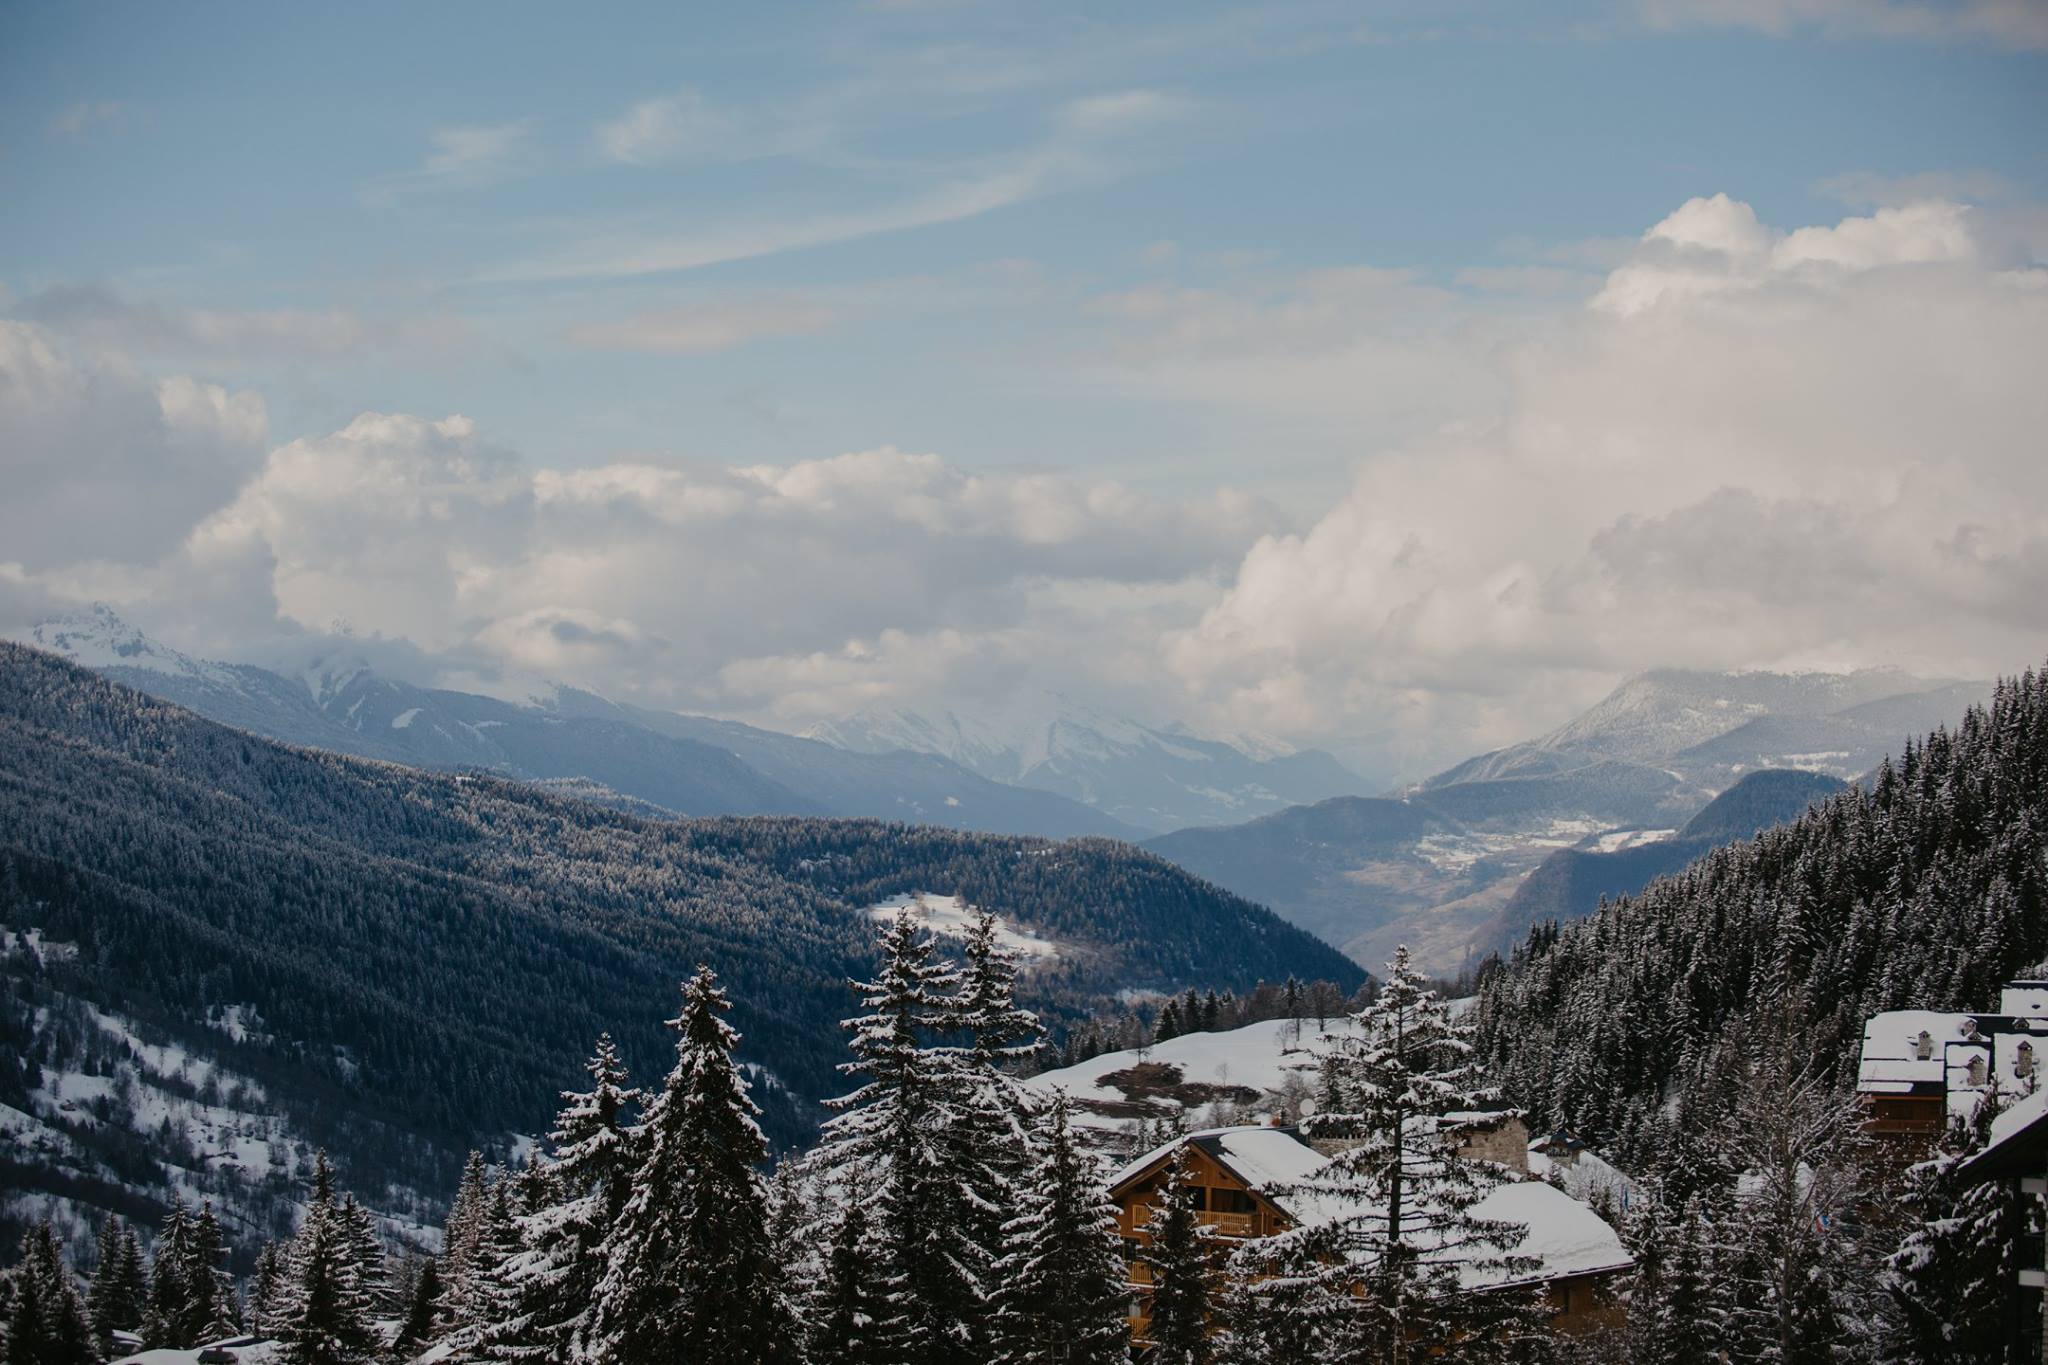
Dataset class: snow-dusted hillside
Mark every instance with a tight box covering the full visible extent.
[1025,1016,1365,1140]
[806,694,1365,833]
[3,933,439,1263]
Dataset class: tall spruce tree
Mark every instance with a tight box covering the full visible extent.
[1714,1020,1876,1365]
[1880,1095,2027,1365]
[1256,946,1547,1365]
[451,1177,531,1361]
[1140,1151,1217,1365]
[180,1202,234,1345]
[508,1033,640,1362]
[808,1191,890,1365]
[4,1218,94,1365]
[587,966,796,1365]
[339,1197,387,1319]
[273,1151,376,1365]
[953,909,1049,1340]
[247,1240,289,1338]
[86,1217,142,1348]
[990,1093,1131,1365]
[438,1150,492,1336]
[1617,1191,1724,1365]
[393,1255,442,1357]
[141,1199,193,1348]
[808,911,984,1365]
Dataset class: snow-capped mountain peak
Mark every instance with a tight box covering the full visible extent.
[19,604,239,689]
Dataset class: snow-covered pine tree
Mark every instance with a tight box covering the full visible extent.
[1714,1018,1876,1365]
[392,1255,442,1357]
[247,1240,289,1338]
[1212,1255,1338,1365]
[86,1216,141,1349]
[180,1201,235,1344]
[338,1196,387,1319]
[808,910,983,1365]
[506,1033,640,1362]
[447,1175,531,1361]
[1140,1150,1217,1365]
[1880,1095,2027,1364]
[438,1149,492,1332]
[4,1217,94,1365]
[952,909,1049,1338]
[808,1189,890,1365]
[1617,1191,1724,1365]
[587,965,796,1365]
[990,1092,1131,1365]
[274,1152,376,1365]
[1257,945,1546,1365]
[141,1198,193,1347]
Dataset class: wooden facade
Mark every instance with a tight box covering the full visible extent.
[1109,1129,1628,1346]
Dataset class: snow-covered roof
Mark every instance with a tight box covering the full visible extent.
[1857,1010,1980,1090]
[115,1336,279,1364]
[1960,1084,2048,1183]
[1110,1124,1631,1287]
[1468,1181,1635,1286]
[1030,1016,1362,1130]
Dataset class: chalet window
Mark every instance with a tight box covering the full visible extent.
[1209,1188,1257,1215]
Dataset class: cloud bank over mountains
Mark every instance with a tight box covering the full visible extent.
[4,192,2044,773]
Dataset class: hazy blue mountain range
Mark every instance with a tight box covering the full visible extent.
[18,606,1131,839]
[803,698,1366,834]
[1145,668,1986,974]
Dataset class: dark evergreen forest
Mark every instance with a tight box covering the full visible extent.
[0,643,1361,1233]
[1476,662,2048,1171]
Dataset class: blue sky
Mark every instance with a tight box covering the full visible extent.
[3,0,2045,771]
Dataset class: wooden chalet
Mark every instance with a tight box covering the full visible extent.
[1107,1121,1632,1347]
[1857,979,2048,1147]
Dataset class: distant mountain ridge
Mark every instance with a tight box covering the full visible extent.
[16,606,1130,839]
[804,697,1365,833]
[1145,667,1988,975]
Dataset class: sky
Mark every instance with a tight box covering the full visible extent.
[2,0,2045,780]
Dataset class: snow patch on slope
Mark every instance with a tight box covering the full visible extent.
[866,893,1062,962]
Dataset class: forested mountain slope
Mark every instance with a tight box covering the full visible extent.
[0,644,1359,1250]
[1474,664,2047,1169]
[1479,768,1848,956]
[1145,668,1984,975]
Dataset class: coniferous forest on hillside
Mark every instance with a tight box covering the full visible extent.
[1476,665,2048,1169]
[5,646,2047,1365]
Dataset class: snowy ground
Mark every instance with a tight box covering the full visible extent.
[2,947,440,1258]
[865,893,1063,962]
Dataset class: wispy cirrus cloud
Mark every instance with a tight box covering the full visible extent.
[484,90,1192,284]
[365,119,538,201]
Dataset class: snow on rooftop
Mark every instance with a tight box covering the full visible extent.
[866,893,1062,962]
[1468,1181,1635,1286]
[1857,1010,1980,1088]
[1029,1016,1363,1130]
[1114,1124,1631,1287]
[114,1335,280,1364]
